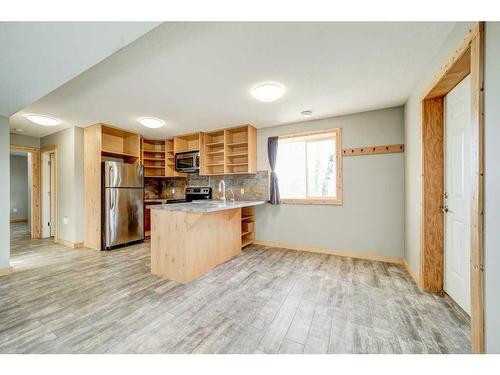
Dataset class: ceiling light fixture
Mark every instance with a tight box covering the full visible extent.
[300,110,313,117]
[25,114,59,127]
[251,82,285,102]
[15,128,24,133]
[138,117,165,129]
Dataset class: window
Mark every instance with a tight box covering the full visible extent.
[276,128,342,205]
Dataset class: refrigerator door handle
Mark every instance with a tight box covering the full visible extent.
[110,189,115,210]
[109,165,114,186]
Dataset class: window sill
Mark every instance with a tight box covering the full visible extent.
[280,198,343,206]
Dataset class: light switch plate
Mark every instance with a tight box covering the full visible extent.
[63,216,69,225]
[240,188,244,195]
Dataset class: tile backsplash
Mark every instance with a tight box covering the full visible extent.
[188,171,270,201]
[144,171,269,201]
[144,178,187,199]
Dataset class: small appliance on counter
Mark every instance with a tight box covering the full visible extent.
[175,151,200,172]
[102,161,144,250]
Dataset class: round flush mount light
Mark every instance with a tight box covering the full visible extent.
[251,82,285,102]
[15,128,23,133]
[25,114,59,127]
[138,117,165,129]
[300,110,313,118]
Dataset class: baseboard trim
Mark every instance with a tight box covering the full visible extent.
[253,240,403,265]
[10,218,28,223]
[0,266,14,277]
[55,238,84,249]
[403,258,419,285]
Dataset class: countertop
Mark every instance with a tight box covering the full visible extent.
[149,200,266,213]
[145,198,185,203]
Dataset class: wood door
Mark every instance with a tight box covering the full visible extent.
[444,74,471,314]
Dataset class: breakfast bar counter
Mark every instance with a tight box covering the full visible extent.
[149,200,265,283]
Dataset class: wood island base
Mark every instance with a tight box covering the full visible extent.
[151,207,241,283]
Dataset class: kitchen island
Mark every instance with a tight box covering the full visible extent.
[150,200,265,283]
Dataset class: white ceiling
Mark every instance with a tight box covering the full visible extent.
[8,22,455,138]
[0,22,160,117]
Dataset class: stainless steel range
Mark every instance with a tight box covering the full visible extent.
[185,187,212,201]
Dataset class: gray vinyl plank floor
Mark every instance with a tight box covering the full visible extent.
[0,222,470,354]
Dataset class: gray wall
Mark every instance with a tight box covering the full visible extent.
[484,21,500,354]
[404,22,474,277]
[41,127,84,244]
[10,155,28,221]
[255,106,404,258]
[0,116,10,270]
[10,133,40,148]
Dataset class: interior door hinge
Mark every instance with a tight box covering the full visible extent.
[473,264,484,272]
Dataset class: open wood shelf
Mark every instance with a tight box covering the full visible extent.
[241,238,254,248]
[141,138,187,178]
[227,162,248,166]
[101,149,140,159]
[241,206,256,248]
[227,141,248,147]
[200,125,256,176]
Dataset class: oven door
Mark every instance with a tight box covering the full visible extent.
[175,153,198,172]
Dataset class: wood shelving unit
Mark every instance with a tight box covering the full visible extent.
[200,125,257,176]
[200,130,225,175]
[142,139,165,177]
[141,139,187,178]
[241,206,256,248]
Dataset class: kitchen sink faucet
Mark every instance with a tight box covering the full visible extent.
[219,179,226,201]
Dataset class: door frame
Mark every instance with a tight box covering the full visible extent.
[420,22,484,353]
[41,145,58,242]
[10,145,40,239]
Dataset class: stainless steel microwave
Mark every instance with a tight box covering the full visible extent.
[175,151,200,172]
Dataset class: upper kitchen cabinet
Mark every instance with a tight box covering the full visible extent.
[173,133,201,154]
[200,124,257,175]
[100,125,141,163]
[142,139,165,178]
[141,138,186,178]
[200,129,225,175]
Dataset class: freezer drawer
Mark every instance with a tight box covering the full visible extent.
[104,187,144,249]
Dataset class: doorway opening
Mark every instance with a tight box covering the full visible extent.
[9,145,40,239]
[420,22,484,353]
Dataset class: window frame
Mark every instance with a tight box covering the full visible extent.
[277,128,343,205]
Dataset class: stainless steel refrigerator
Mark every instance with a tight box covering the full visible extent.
[102,161,144,250]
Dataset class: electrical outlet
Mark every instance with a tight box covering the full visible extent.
[63,216,69,225]
[240,188,244,195]
[12,207,17,213]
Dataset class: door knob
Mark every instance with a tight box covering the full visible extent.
[441,205,449,213]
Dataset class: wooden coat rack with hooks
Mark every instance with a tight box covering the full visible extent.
[342,144,404,157]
